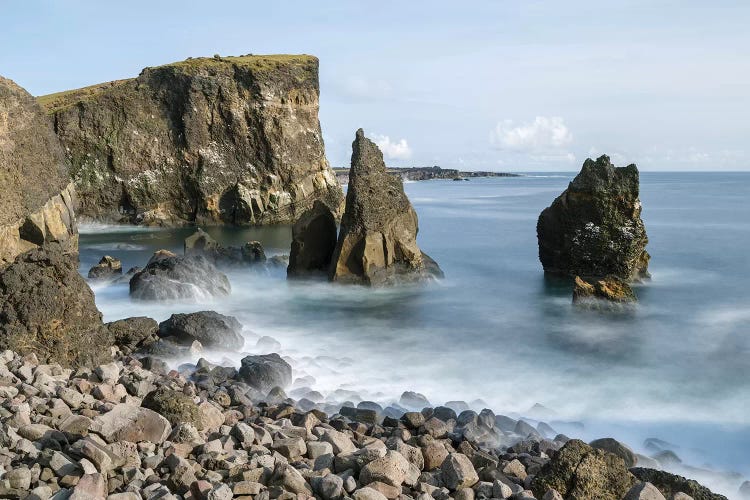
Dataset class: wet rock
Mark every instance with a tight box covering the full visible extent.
[129,253,230,300]
[87,255,122,280]
[158,310,243,349]
[0,244,112,367]
[329,129,441,285]
[141,386,203,429]
[537,155,650,281]
[238,353,292,393]
[573,275,637,307]
[531,439,635,500]
[629,467,727,500]
[590,437,638,467]
[287,200,338,277]
[184,228,266,267]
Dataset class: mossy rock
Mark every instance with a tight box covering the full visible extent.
[629,467,728,500]
[141,387,203,430]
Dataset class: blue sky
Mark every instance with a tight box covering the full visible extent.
[2,1,748,171]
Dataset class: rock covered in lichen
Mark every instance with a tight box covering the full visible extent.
[537,155,650,282]
[329,129,440,285]
[39,54,343,226]
[573,275,637,309]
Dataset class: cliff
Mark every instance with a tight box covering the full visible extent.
[0,77,77,267]
[38,54,343,226]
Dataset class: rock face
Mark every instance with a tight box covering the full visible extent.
[158,311,244,350]
[287,200,338,277]
[39,54,343,226]
[329,129,439,285]
[129,252,231,300]
[0,244,112,367]
[537,155,650,282]
[531,439,635,500]
[0,77,77,267]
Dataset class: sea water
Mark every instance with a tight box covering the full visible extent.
[78,172,750,498]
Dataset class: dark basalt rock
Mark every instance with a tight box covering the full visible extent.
[531,439,636,500]
[129,252,230,300]
[39,55,343,226]
[142,386,203,430]
[629,467,728,500]
[537,155,650,282]
[87,255,122,280]
[107,316,159,354]
[287,200,338,278]
[329,129,441,285]
[238,353,292,393]
[158,311,244,350]
[0,244,112,367]
[184,228,266,267]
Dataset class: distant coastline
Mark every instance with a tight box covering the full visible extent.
[333,165,522,184]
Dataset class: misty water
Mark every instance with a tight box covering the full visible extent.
[78,172,750,498]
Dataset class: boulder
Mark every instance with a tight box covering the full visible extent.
[0,244,112,367]
[107,316,158,354]
[441,453,479,490]
[158,311,243,349]
[574,275,637,307]
[129,253,231,300]
[184,228,266,267]
[141,386,203,429]
[629,468,728,500]
[589,437,638,467]
[359,450,411,487]
[40,55,343,226]
[329,129,441,285]
[238,353,292,393]
[537,155,650,281]
[87,255,122,280]
[91,403,172,444]
[287,200,338,277]
[624,482,667,500]
[0,76,77,266]
[531,439,635,500]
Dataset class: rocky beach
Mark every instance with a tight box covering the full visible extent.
[1,29,748,500]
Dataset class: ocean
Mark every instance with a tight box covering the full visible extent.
[78,172,750,498]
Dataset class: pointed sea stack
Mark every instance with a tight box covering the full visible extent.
[537,155,650,282]
[328,129,440,285]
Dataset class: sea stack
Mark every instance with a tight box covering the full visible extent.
[287,200,338,278]
[38,54,343,226]
[0,77,111,366]
[328,129,440,285]
[537,155,650,282]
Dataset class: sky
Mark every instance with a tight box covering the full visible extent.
[2,1,749,171]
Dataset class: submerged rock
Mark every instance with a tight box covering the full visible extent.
[184,228,266,267]
[537,155,650,282]
[0,76,78,266]
[40,54,343,226]
[531,439,635,500]
[329,129,441,285]
[287,200,338,278]
[158,311,244,350]
[573,275,637,309]
[0,244,112,367]
[87,255,122,279]
[129,252,230,300]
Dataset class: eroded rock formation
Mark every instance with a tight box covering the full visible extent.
[328,129,440,285]
[573,275,637,309]
[537,155,650,282]
[39,54,343,226]
[287,200,338,278]
[0,77,77,266]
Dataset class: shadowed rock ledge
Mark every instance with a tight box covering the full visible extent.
[38,54,343,226]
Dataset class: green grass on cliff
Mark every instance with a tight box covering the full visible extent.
[37,54,316,113]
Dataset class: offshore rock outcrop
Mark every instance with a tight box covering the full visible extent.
[0,77,77,267]
[537,155,650,282]
[129,251,231,301]
[39,54,343,226]
[328,129,441,285]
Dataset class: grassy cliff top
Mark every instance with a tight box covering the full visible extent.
[37,54,317,113]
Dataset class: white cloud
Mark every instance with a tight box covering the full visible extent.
[490,116,573,151]
[371,134,412,160]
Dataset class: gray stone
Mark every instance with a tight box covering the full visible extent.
[441,453,479,490]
